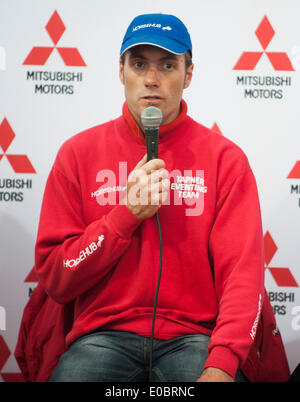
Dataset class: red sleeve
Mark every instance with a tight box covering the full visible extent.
[204,168,265,378]
[35,164,141,304]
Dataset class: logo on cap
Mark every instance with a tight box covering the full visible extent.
[132,23,162,32]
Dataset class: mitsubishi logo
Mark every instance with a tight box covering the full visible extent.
[234,15,294,71]
[287,161,300,179]
[0,118,36,174]
[264,231,298,287]
[0,335,24,382]
[23,10,86,66]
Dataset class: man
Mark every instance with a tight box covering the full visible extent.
[35,13,265,382]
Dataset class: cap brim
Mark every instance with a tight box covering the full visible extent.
[120,34,189,56]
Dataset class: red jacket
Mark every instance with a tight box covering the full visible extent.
[15,282,290,382]
[33,101,265,377]
[16,101,290,381]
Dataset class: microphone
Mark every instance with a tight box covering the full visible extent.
[141,106,162,161]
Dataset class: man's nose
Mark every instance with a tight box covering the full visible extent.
[144,68,160,87]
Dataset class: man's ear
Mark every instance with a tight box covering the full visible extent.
[184,63,194,89]
[119,59,125,85]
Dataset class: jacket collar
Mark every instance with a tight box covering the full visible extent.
[122,99,188,144]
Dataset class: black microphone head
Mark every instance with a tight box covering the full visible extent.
[141,106,162,128]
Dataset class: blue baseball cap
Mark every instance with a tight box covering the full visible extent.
[120,13,192,57]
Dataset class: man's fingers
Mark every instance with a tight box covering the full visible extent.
[142,158,165,175]
[132,155,165,176]
[131,169,169,192]
[127,178,170,206]
[129,158,167,184]
[127,156,168,219]
[150,178,170,194]
[150,168,169,184]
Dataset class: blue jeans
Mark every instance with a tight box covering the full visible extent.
[49,330,246,382]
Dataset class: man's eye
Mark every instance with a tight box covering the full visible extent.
[134,61,144,69]
[163,63,174,70]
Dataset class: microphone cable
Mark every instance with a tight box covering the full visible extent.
[140,105,164,382]
[148,210,163,382]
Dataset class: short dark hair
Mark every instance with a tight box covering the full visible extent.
[120,49,193,70]
[185,50,193,69]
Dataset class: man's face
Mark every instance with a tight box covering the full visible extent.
[119,45,193,129]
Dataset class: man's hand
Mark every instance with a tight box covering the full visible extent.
[197,367,234,382]
[126,154,170,220]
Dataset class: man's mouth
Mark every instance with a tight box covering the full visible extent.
[142,95,162,100]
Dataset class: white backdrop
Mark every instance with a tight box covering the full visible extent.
[0,0,299,381]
